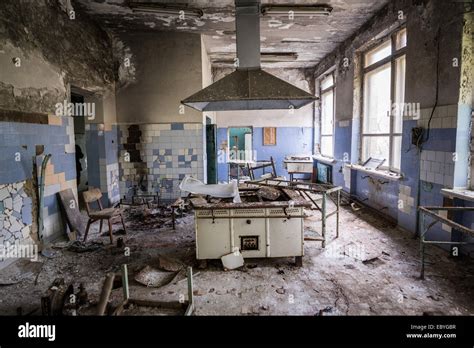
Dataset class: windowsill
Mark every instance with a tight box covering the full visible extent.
[441,188,474,202]
[346,164,403,181]
[313,154,337,165]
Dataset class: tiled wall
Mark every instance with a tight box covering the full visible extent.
[420,150,454,187]
[0,116,77,244]
[118,123,204,201]
[0,181,33,263]
[85,123,120,206]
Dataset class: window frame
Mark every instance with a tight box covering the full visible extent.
[361,27,407,172]
[319,72,336,159]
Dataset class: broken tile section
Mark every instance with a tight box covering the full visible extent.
[0,181,33,262]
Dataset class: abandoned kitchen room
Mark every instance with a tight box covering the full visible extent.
[0,0,473,327]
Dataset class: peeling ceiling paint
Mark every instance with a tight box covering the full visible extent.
[74,0,391,68]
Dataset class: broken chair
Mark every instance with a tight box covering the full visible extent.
[83,188,126,244]
[247,156,277,180]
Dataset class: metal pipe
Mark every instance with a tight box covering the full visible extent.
[420,213,425,279]
[121,264,129,301]
[37,154,51,241]
[322,192,327,248]
[336,189,340,238]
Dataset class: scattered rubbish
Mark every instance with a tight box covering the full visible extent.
[0,259,43,286]
[427,295,441,302]
[351,203,362,211]
[97,273,115,316]
[41,278,74,316]
[344,264,356,270]
[116,237,125,249]
[317,306,333,316]
[114,229,126,235]
[257,186,281,201]
[221,251,244,270]
[77,283,88,306]
[246,263,258,269]
[209,288,215,293]
[277,269,285,275]
[179,175,241,203]
[134,265,176,288]
[67,240,103,253]
[362,257,384,268]
[158,255,184,272]
[113,267,195,316]
[260,305,269,311]
[41,249,57,259]
[193,289,205,296]
[276,287,286,295]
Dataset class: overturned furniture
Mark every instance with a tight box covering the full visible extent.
[418,206,474,279]
[246,156,277,180]
[189,185,311,267]
[111,265,195,316]
[247,178,342,248]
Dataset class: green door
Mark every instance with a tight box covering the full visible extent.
[206,124,217,184]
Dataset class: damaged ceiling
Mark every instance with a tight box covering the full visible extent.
[74,0,391,68]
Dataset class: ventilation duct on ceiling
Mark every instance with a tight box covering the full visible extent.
[181,0,317,111]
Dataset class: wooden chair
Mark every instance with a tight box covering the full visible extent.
[83,188,126,244]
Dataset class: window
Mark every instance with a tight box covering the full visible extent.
[361,28,406,171]
[320,73,335,158]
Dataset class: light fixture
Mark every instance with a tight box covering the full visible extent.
[129,2,203,18]
[261,5,332,17]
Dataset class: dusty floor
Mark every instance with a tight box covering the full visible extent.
[0,201,473,316]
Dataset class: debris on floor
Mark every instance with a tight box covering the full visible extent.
[0,259,43,286]
[134,265,176,288]
[221,251,244,270]
[67,241,104,253]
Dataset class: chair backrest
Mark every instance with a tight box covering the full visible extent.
[247,156,277,180]
[82,188,103,215]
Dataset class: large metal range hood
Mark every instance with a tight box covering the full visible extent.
[182,0,316,111]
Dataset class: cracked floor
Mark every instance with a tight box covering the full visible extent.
[0,202,473,316]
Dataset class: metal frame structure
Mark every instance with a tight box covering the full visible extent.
[247,178,342,248]
[418,206,474,279]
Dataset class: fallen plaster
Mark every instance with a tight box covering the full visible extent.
[0,201,473,316]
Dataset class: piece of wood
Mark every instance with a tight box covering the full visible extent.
[58,189,86,237]
[97,273,116,316]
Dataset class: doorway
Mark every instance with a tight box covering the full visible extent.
[71,92,88,192]
[205,117,217,184]
[228,127,253,180]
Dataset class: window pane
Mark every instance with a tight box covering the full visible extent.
[362,136,390,164]
[363,63,391,134]
[395,28,407,50]
[321,90,334,135]
[321,136,333,158]
[392,135,402,170]
[364,40,391,67]
[393,55,406,133]
[321,74,334,90]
